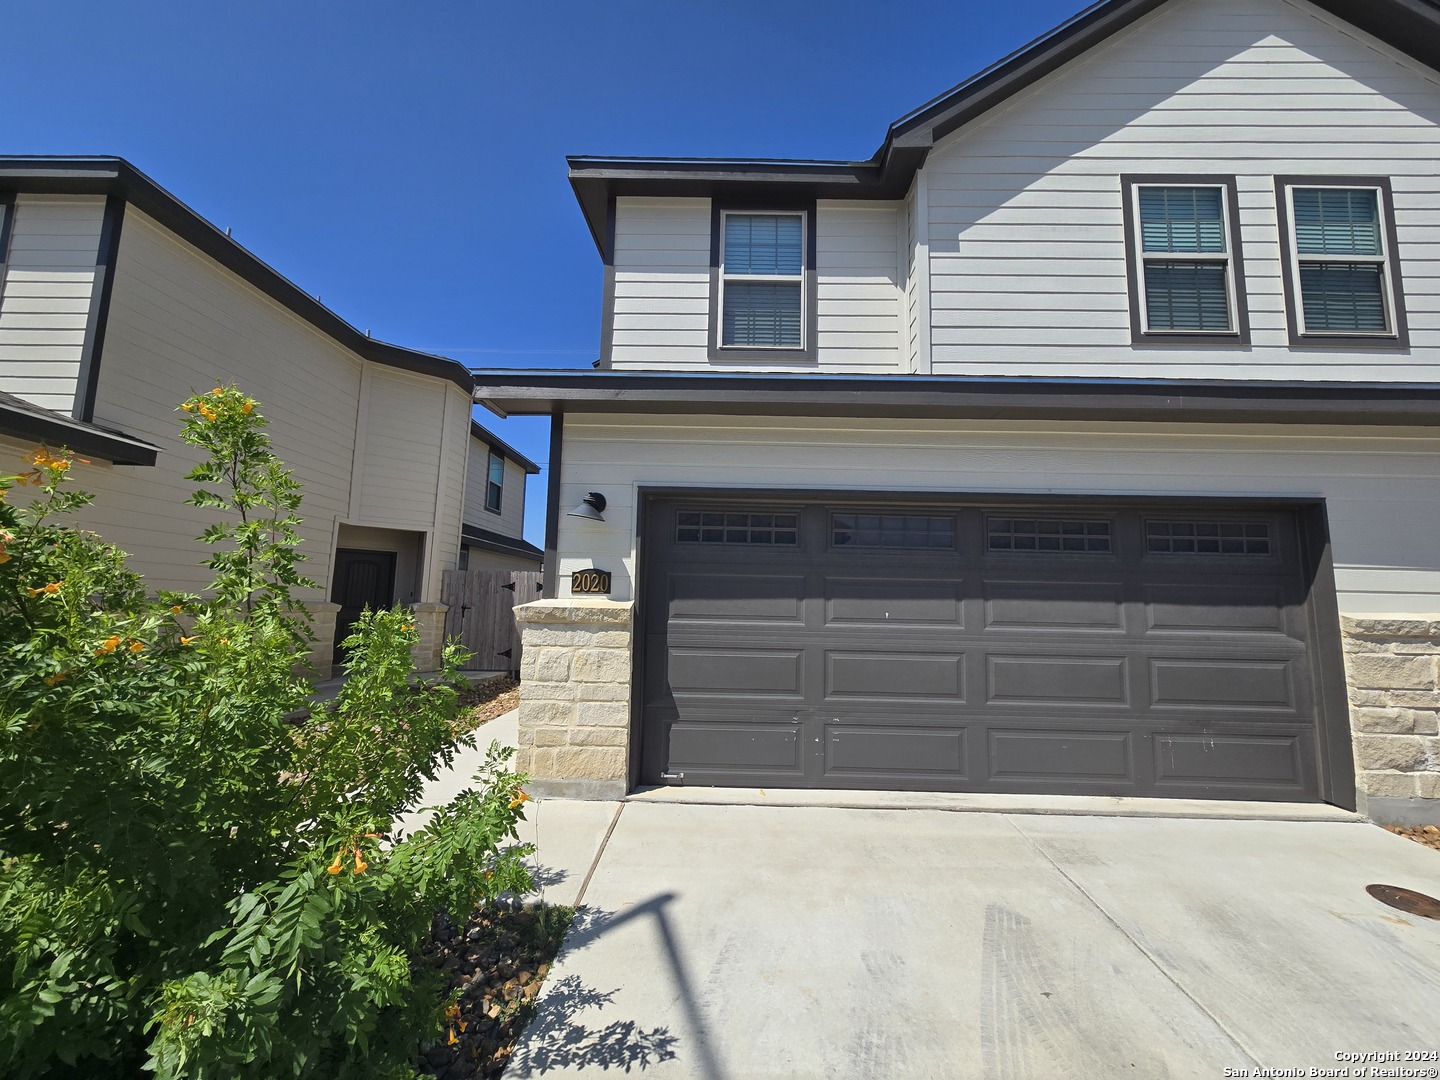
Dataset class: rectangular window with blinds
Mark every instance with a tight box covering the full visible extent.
[711,206,815,357]
[1277,179,1406,345]
[1123,178,1246,343]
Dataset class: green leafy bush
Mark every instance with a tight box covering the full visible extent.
[0,387,534,1079]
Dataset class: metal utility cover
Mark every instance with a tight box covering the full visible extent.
[639,497,1334,800]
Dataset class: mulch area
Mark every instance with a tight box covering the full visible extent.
[1386,824,1440,852]
[418,903,576,1080]
[456,676,521,734]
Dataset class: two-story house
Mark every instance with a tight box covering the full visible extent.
[475,0,1440,824]
[0,157,488,677]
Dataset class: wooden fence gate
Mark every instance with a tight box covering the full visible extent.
[439,569,542,672]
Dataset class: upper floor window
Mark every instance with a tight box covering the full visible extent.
[1122,176,1249,345]
[485,449,504,513]
[709,204,816,360]
[1276,178,1407,347]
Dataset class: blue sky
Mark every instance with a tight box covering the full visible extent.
[6,0,1083,545]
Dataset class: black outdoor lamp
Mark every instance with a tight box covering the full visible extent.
[566,491,607,522]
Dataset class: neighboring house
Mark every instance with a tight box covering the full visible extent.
[459,420,542,572]
[476,0,1440,825]
[0,157,477,677]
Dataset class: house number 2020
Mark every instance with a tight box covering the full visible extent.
[571,568,612,595]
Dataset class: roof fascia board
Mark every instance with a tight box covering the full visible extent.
[468,418,540,474]
[0,158,473,394]
[470,370,1440,427]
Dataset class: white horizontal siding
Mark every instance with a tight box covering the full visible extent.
[428,386,471,588]
[610,197,711,368]
[463,547,542,573]
[609,197,904,372]
[815,204,902,373]
[4,205,468,604]
[462,438,527,539]
[923,0,1440,380]
[357,367,444,528]
[0,195,104,412]
[75,208,364,598]
[558,412,1440,615]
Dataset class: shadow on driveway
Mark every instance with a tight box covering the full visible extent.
[507,895,713,1078]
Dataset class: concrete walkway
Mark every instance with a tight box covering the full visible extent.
[507,801,1440,1079]
[393,709,617,909]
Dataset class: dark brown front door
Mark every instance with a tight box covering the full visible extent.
[640,496,1341,802]
[331,549,397,665]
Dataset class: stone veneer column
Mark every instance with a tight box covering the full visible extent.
[513,598,634,800]
[303,600,341,680]
[1342,616,1440,825]
[409,602,449,674]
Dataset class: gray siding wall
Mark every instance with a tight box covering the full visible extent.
[0,195,105,413]
[462,440,527,539]
[924,0,1440,380]
[556,412,1440,615]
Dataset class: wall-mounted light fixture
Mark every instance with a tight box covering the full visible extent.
[566,491,607,522]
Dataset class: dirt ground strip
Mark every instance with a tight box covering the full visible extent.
[1387,824,1440,852]
[418,903,576,1080]
[456,676,520,733]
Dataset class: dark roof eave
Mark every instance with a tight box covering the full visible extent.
[470,369,1440,428]
[0,157,474,394]
[568,0,1440,259]
[460,524,544,562]
[469,418,540,474]
[0,397,159,466]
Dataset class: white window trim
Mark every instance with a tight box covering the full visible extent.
[1131,183,1238,336]
[1282,183,1396,338]
[716,209,808,352]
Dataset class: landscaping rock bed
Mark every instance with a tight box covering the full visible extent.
[1386,824,1440,852]
[418,902,575,1080]
[457,675,521,733]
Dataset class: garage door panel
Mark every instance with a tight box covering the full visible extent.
[825,651,965,700]
[1153,733,1309,789]
[983,579,1127,631]
[666,572,806,624]
[667,647,804,699]
[987,655,1130,705]
[667,721,803,774]
[987,729,1135,782]
[825,577,964,626]
[1144,583,1290,635]
[824,723,967,777]
[1149,658,1296,711]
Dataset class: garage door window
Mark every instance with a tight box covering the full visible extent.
[1146,520,1270,556]
[832,513,956,550]
[676,510,798,545]
[987,517,1111,553]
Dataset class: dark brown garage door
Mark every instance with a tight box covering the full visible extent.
[639,496,1338,801]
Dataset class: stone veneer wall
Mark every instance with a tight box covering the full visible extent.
[514,598,634,800]
[409,602,449,674]
[304,601,341,680]
[1342,615,1440,826]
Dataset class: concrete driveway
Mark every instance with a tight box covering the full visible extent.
[507,800,1440,1080]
